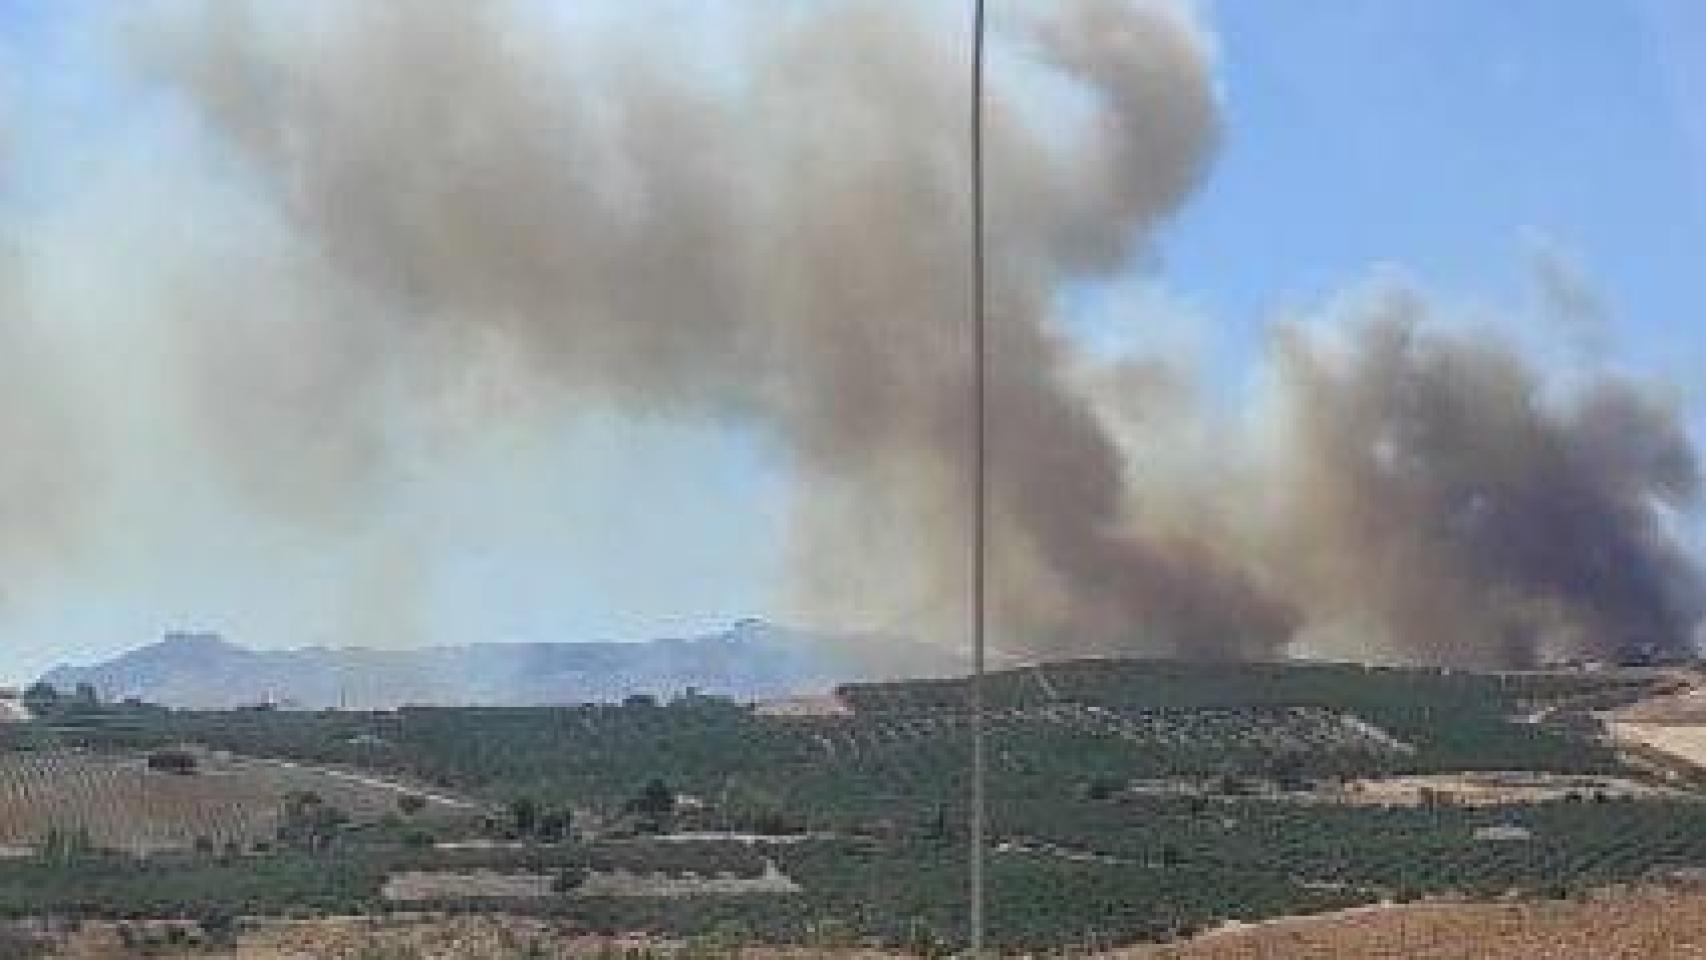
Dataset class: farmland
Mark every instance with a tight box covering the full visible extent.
[3,658,1705,952]
[0,751,475,856]
[20,887,1706,958]
[38,658,1657,813]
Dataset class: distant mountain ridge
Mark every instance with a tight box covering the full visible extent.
[39,620,953,710]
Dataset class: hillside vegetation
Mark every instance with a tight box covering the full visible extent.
[2,658,1697,951]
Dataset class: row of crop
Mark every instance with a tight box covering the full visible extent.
[838,660,1657,716]
[0,755,278,854]
[5,796,1706,952]
[33,668,1637,825]
[0,751,468,855]
[0,839,1365,952]
[995,793,1706,900]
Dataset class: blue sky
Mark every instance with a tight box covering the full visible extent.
[0,1,1703,682]
[1167,0,1706,388]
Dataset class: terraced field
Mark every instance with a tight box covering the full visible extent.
[798,704,1412,762]
[0,751,474,855]
[3,659,1686,951]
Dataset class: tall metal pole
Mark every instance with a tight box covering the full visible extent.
[968,0,988,956]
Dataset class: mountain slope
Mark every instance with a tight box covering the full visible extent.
[39,620,951,709]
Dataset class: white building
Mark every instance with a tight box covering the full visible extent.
[0,687,31,722]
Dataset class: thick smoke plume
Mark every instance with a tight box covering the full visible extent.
[3,0,1692,667]
[1266,292,1703,667]
[139,0,1296,660]
[0,262,91,597]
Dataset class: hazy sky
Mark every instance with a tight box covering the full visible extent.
[0,1,1703,682]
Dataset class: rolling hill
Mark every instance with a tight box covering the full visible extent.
[37,620,958,710]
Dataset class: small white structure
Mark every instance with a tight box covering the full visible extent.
[0,688,30,722]
[1472,824,1533,842]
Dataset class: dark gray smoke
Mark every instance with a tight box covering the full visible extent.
[1266,292,1703,667]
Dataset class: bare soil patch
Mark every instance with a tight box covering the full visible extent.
[1119,887,1706,959]
[1335,771,1682,806]
[1612,722,1706,770]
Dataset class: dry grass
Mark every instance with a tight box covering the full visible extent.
[1118,887,1706,959]
[51,914,902,960]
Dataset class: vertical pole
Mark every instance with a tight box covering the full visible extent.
[968,0,988,956]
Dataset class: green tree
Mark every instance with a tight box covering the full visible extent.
[630,779,677,819]
[21,682,58,712]
[1267,751,1308,792]
[1085,777,1122,802]
[278,791,348,852]
[538,807,574,842]
[510,796,540,837]
[198,909,238,948]
[552,865,590,892]
[40,827,93,865]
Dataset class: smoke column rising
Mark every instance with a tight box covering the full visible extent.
[132,0,1300,659]
[1265,289,1703,667]
[0,0,1695,668]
